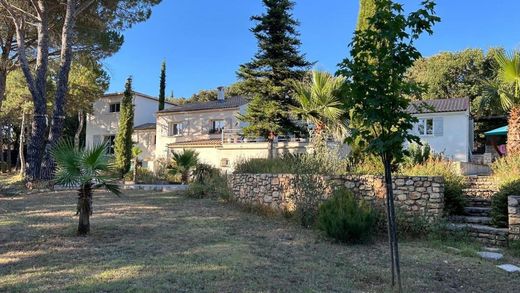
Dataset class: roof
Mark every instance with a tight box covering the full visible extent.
[134,123,156,131]
[103,91,176,106]
[158,96,248,114]
[407,97,469,114]
[167,139,222,148]
[485,125,508,136]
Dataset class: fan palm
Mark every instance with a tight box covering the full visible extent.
[131,146,142,182]
[292,70,347,140]
[481,50,520,155]
[170,149,199,184]
[51,141,121,235]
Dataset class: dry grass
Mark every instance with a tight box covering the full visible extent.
[1,189,519,292]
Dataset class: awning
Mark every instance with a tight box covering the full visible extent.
[485,125,508,136]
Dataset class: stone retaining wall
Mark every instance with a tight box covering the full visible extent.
[228,174,445,219]
[509,196,520,241]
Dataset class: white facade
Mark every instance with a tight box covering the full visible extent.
[85,92,174,166]
[410,110,472,162]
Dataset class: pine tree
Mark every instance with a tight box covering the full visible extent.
[158,61,166,111]
[356,0,377,31]
[114,77,134,176]
[237,0,312,138]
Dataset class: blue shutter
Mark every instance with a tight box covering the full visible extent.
[433,117,444,136]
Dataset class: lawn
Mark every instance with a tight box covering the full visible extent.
[1,189,519,292]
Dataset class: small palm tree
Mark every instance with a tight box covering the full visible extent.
[170,149,199,184]
[51,141,121,236]
[481,50,520,155]
[292,70,347,141]
[131,146,142,182]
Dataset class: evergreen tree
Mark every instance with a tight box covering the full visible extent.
[237,0,312,138]
[114,77,134,176]
[356,0,377,31]
[158,61,166,111]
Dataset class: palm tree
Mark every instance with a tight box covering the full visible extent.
[170,149,199,184]
[481,50,520,155]
[131,146,142,183]
[292,70,347,141]
[51,141,121,236]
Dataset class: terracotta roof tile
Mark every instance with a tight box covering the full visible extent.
[407,97,469,114]
[158,96,247,113]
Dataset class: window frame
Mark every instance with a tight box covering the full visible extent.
[417,118,434,136]
[210,119,226,134]
[109,103,121,113]
[168,122,184,136]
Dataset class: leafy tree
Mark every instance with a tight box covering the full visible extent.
[237,0,312,139]
[356,0,377,31]
[337,0,439,289]
[114,77,135,176]
[158,61,166,110]
[170,149,199,184]
[291,70,347,140]
[51,140,121,236]
[480,51,520,155]
[188,82,248,103]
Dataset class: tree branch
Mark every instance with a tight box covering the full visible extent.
[75,0,97,17]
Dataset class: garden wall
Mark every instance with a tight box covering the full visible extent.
[509,196,520,241]
[228,174,445,219]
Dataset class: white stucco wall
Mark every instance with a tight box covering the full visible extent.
[410,111,471,162]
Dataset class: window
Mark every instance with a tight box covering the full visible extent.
[168,122,183,136]
[109,103,120,113]
[104,135,116,154]
[418,118,434,136]
[152,135,156,145]
[210,119,226,134]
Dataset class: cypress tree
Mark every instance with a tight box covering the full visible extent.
[356,0,377,31]
[237,0,312,138]
[158,61,166,111]
[114,77,134,176]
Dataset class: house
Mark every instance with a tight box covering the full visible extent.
[408,97,473,162]
[85,91,175,169]
[155,88,310,172]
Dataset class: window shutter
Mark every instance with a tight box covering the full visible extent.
[93,135,101,146]
[434,117,444,136]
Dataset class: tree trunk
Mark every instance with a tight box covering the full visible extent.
[133,157,138,182]
[77,182,93,236]
[6,126,11,172]
[0,122,3,164]
[42,0,77,180]
[507,106,520,156]
[18,112,26,177]
[382,154,402,292]
[74,110,84,150]
[0,24,14,114]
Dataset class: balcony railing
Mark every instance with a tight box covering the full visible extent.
[221,128,309,144]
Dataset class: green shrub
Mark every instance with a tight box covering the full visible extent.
[490,180,520,228]
[509,240,520,257]
[400,158,466,215]
[492,154,520,187]
[317,188,377,243]
[187,165,230,200]
[403,142,431,167]
[350,155,384,175]
[292,174,325,228]
[395,211,431,238]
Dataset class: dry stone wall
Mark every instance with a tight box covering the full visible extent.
[509,196,520,241]
[228,174,445,219]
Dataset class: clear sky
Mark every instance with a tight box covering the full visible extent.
[104,0,520,99]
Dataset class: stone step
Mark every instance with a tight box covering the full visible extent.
[466,198,491,207]
[464,206,491,216]
[449,216,492,225]
[446,223,508,246]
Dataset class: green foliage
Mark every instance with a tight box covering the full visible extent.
[492,154,520,187]
[350,155,384,175]
[317,188,376,243]
[291,70,347,139]
[403,142,432,167]
[188,163,230,199]
[400,158,466,215]
[356,0,377,31]
[158,61,166,111]
[338,0,439,166]
[114,77,135,176]
[509,240,520,258]
[51,140,120,195]
[237,0,312,137]
[170,149,199,184]
[491,180,520,228]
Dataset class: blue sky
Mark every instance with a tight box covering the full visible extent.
[104,0,520,98]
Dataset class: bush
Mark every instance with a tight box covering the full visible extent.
[490,180,520,228]
[350,155,384,175]
[395,211,431,238]
[317,188,377,243]
[123,167,180,184]
[509,240,520,258]
[400,158,466,215]
[187,164,230,200]
[292,174,326,228]
[492,154,520,187]
[403,142,432,167]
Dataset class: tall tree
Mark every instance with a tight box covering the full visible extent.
[114,77,135,176]
[356,0,377,31]
[237,0,312,140]
[158,61,166,110]
[337,0,439,290]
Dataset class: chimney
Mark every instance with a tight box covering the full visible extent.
[217,86,225,101]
